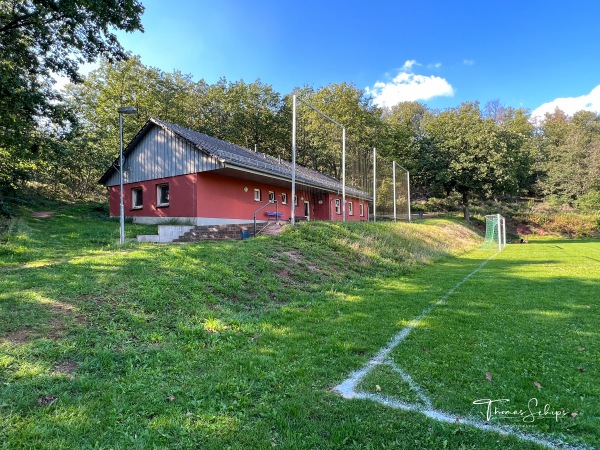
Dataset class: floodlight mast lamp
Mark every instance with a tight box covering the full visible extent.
[291,94,347,224]
[118,106,137,245]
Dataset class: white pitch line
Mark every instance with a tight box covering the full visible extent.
[333,251,591,450]
[335,252,498,400]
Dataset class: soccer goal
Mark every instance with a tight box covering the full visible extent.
[482,214,507,250]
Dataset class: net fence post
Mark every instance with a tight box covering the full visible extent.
[393,161,397,223]
[407,170,411,223]
[373,147,376,223]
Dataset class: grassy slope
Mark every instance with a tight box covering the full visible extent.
[1,205,597,449]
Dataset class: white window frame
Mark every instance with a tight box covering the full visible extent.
[360,203,365,217]
[281,193,287,205]
[294,195,298,206]
[132,187,143,209]
[269,191,275,202]
[348,201,354,216]
[254,188,261,202]
[335,198,341,215]
[156,184,169,207]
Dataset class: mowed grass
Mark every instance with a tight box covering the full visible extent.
[369,240,600,449]
[0,204,598,449]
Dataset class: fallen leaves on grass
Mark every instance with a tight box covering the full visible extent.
[578,367,585,372]
[38,395,58,406]
[533,381,542,389]
[167,395,175,402]
[375,385,382,392]
[485,372,493,382]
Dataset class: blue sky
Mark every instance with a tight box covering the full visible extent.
[109,0,600,118]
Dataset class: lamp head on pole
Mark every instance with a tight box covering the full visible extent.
[117,106,137,115]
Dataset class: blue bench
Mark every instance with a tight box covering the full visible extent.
[265,211,284,218]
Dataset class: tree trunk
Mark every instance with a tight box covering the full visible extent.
[462,191,470,222]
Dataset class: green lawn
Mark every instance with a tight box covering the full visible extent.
[0,205,598,449]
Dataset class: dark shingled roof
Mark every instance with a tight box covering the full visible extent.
[100,118,370,199]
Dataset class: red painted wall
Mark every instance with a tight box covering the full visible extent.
[108,171,369,222]
[196,172,368,222]
[325,193,369,222]
[196,172,293,220]
[108,174,197,218]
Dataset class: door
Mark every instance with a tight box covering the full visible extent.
[304,201,310,221]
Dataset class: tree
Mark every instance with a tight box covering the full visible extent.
[0,0,144,194]
[420,102,527,221]
[537,108,600,201]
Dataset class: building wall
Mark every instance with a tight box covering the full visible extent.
[196,172,293,221]
[109,170,369,223]
[196,172,368,222]
[108,173,197,218]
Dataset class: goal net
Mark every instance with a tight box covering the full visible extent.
[481,214,507,250]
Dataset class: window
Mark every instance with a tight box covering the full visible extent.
[254,188,261,201]
[281,193,287,204]
[269,191,275,202]
[335,198,341,214]
[348,201,354,216]
[360,203,365,217]
[294,195,298,206]
[132,188,143,209]
[157,184,169,207]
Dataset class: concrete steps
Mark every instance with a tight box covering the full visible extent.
[173,224,254,242]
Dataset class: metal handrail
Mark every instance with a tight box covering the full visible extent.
[253,200,278,237]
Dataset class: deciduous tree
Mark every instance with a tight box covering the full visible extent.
[0,0,144,194]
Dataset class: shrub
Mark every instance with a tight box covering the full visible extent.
[515,212,600,238]
[576,191,600,214]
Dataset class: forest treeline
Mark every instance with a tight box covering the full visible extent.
[1,1,599,220]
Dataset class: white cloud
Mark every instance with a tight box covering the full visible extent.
[401,60,419,71]
[531,85,600,120]
[366,60,454,107]
[463,59,474,66]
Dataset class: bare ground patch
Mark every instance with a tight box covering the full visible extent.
[51,360,78,379]
[1,328,33,344]
[31,211,56,219]
[283,250,320,272]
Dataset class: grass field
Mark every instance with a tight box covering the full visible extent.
[0,204,598,449]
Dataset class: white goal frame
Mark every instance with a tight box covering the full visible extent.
[483,214,507,251]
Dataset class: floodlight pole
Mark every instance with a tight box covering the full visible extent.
[373,148,376,223]
[118,106,137,245]
[291,95,297,225]
[293,96,347,221]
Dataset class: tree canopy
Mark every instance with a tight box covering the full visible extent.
[0,0,144,195]
[1,4,599,220]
